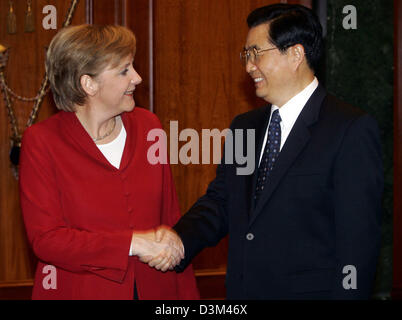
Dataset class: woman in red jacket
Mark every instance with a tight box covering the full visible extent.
[19,24,199,300]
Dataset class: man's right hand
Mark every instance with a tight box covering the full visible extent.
[130,226,184,272]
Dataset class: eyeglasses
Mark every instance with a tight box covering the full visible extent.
[240,46,278,66]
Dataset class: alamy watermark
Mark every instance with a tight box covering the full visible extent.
[342,5,357,30]
[42,265,57,290]
[41,263,357,291]
[147,121,256,176]
[342,265,357,290]
[42,5,58,30]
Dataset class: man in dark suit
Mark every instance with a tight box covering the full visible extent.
[149,3,383,299]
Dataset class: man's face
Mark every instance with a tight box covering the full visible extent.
[244,24,293,106]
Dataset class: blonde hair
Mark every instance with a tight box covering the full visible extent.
[46,24,136,112]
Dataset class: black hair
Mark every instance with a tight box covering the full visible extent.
[247,4,323,72]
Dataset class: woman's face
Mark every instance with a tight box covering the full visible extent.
[93,54,142,116]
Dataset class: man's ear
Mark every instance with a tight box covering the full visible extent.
[288,44,306,70]
[80,74,99,96]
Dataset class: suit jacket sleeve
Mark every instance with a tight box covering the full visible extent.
[19,126,133,283]
[331,114,383,299]
[173,121,236,272]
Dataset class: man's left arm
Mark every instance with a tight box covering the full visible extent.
[332,114,383,299]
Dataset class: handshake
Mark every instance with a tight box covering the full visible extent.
[130,226,184,272]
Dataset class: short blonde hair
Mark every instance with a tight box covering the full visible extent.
[46,24,136,112]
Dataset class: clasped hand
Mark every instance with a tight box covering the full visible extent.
[131,226,184,272]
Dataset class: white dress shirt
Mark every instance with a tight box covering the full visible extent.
[258,77,319,166]
[96,120,127,169]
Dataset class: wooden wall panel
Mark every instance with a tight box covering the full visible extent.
[88,0,152,111]
[91,0,125,25]
[286,0,312,8]
[126,0,153,111]
[0,0,86,284]
[393,0,402,300]
[0,0,152,298]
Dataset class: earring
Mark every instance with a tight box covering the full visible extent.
[25,0,35,32]
[7,1,17,34]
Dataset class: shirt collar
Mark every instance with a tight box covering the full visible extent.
[270,77,319,128]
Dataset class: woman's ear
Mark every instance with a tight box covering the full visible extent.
[80,74,99,96]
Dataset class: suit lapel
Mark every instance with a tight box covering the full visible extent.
[62,111,135,171]
[249,84,327,226]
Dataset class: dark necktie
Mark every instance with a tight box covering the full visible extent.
[255,109,282,202]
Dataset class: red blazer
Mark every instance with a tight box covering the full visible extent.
[19,108,199,300]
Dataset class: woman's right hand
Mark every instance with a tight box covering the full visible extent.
[130,229,183,272]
